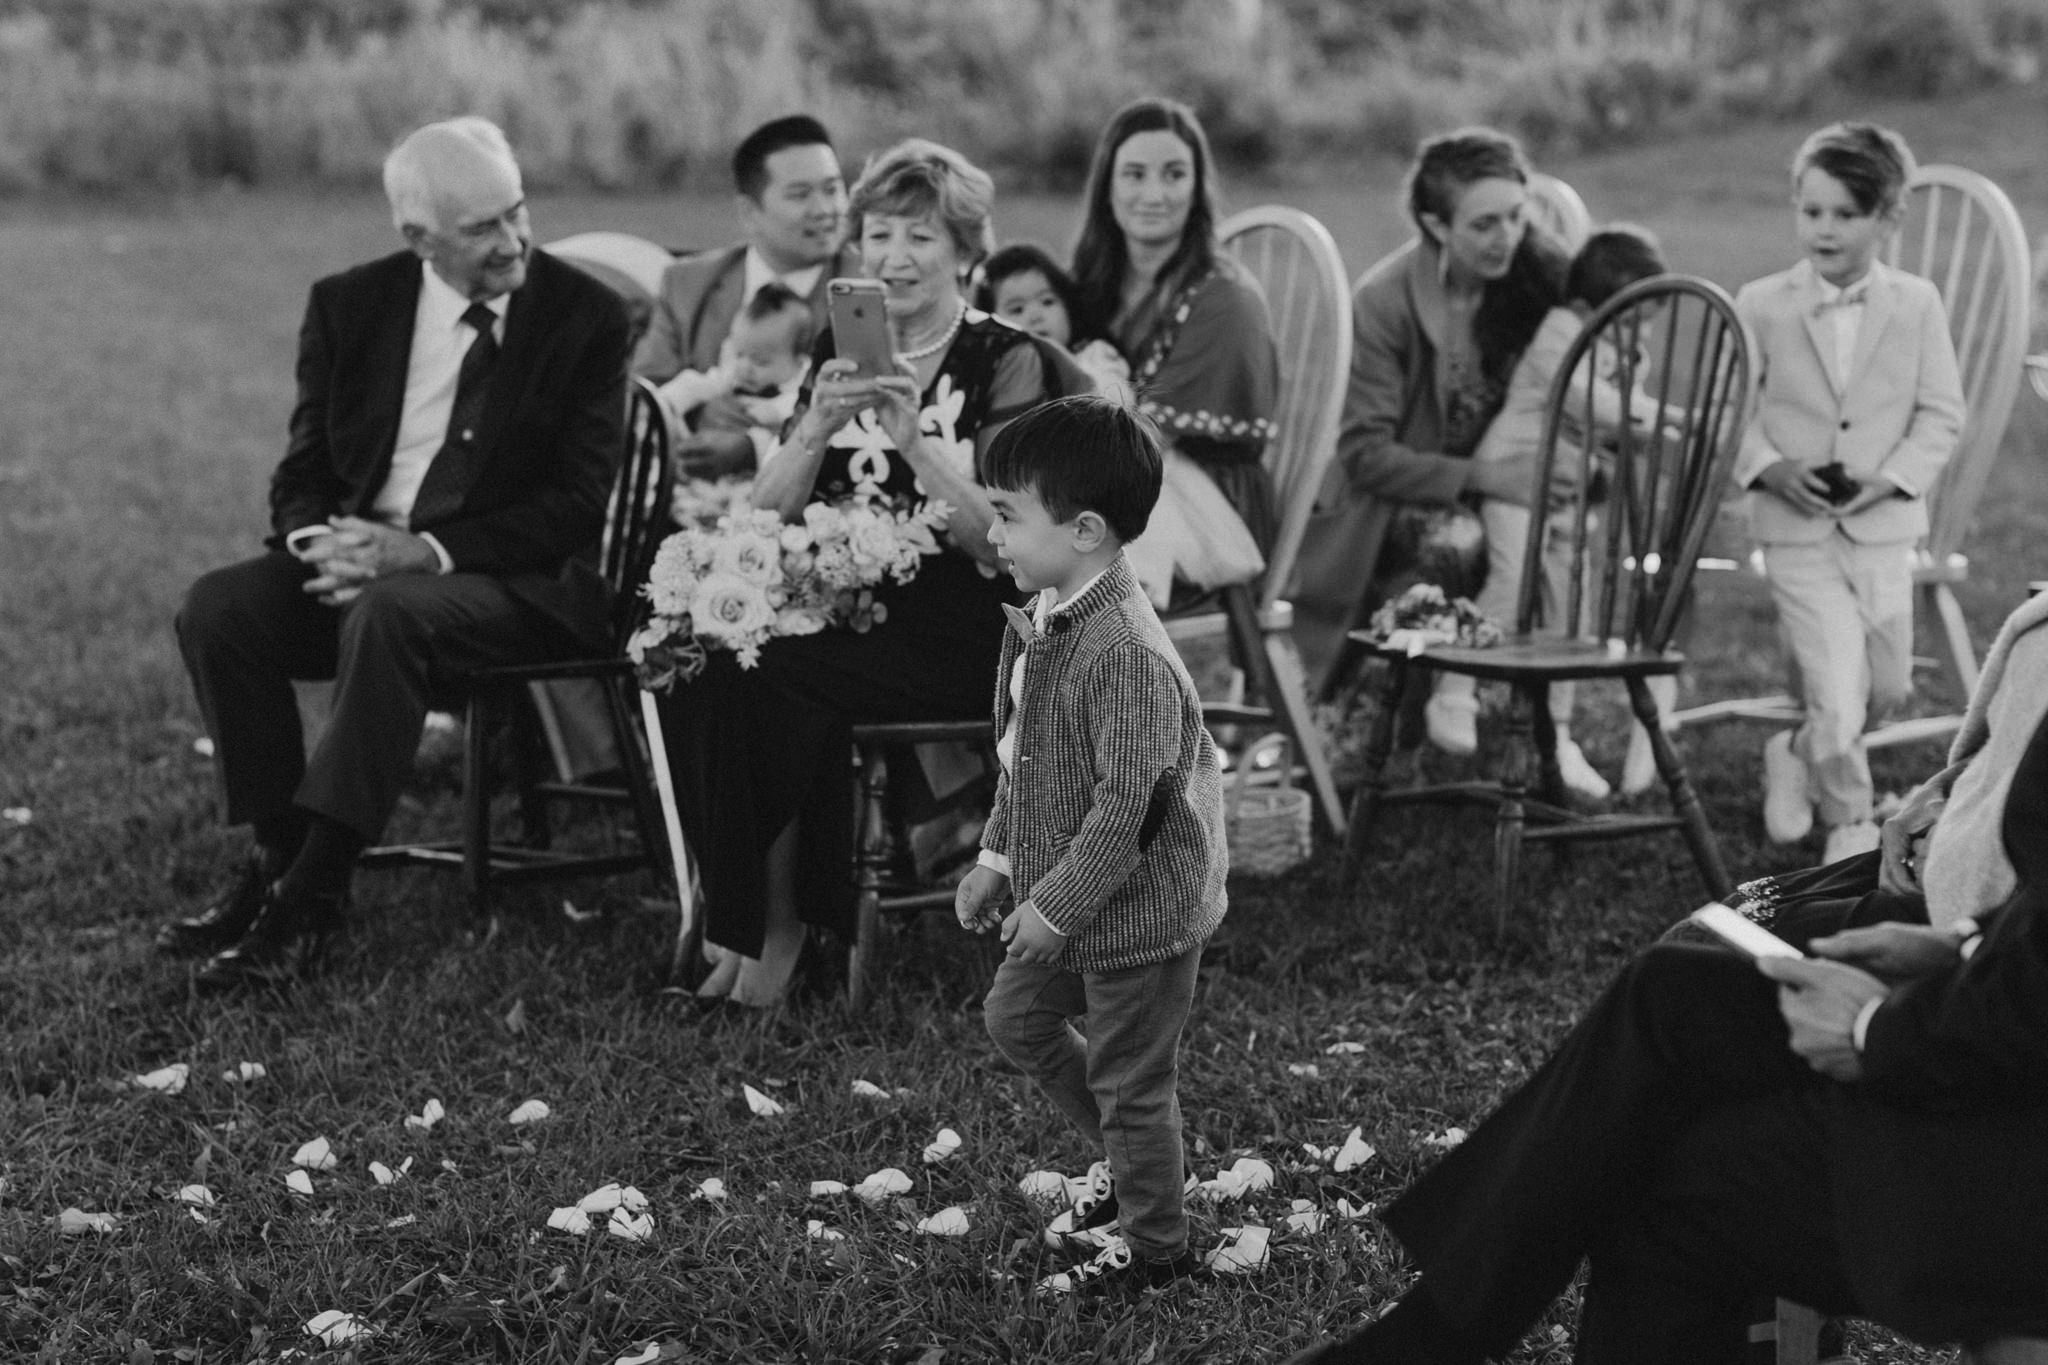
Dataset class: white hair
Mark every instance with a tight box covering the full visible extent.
[383,117,520,233]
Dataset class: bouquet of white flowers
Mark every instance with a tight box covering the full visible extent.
[1366,582,1503,656]
[630,489,952,690]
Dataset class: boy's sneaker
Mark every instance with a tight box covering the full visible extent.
[1034,1237,1204,1297]
[1041,1161,1201,1253]
[1762,731,1815,844]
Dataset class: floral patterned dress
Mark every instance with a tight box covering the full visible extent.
[658,314,1049,957]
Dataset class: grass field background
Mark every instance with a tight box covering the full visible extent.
[3,86,2045,1363]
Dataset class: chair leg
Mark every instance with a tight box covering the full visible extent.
[1493,685,1534,936]
[848,743,892,1014]
[1627,675,1730,898]
[1529,681,1564,807]
[1262,632,1346,839]
[462,689,494,922]
[1340,658,1404,889]
[1926,580,1980,706]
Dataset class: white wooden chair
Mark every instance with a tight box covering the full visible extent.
[1670,166,2032,749]
[1164,206,1352,838]
[1527,172,1593,251]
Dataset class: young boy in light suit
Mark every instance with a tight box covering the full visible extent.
[1733,122,1964,864]
[955,395,1228,1297]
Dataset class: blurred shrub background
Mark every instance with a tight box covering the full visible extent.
[0,0,2041,194]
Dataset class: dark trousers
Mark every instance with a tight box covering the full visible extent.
[177,551,583,842]
[1384,943,1865,1364]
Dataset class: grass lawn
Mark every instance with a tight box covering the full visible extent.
[5,86,2046,1363]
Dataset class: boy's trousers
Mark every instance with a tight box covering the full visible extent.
[1762,535,1915,827]
[983,944,1203,1261]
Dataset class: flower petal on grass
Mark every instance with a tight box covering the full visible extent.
[915,1206,969,1237]
[304,1310,373,1346]
[612,1345,662,1365]
[1284,1199,1324,1235]
[742,1084,785,1117]
[853,1167,913,1204]
[1016,1170,1068,1204]
[55,1208,115,1235]
[806,1219,845,1242]
[383,1214,417,1229]
[1325,1041,1367,1056]
[193,737,216,757]
[175,1184,216,1209]
[221,1061,266,1084]
[1333,1127,1377,1173]
[691,1178,726,1202]
[577,1183,624,1213]
[1200,1157,1276,1200]
[369,1161,405,1187]
[850,1079,891,1099]
[284,1170,315,1196]
[291,1137,337,1171]
[1286,1062,1321,1079]
[1422,1127,1469,1151]
[546,1206,592,1235]
[127,1063,189,1095]
[404,1098,446,1132]
[2,807,30,826]
[619,1185,649,1214]
[1203,1225,1272,1274]
[921,1128,962,1164]
[507,1099,551,1126]
[809,1180,847,1197]
[1335,1197,1376,1220]
[606,1208,654,1243]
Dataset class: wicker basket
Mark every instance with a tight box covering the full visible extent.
[1223,733,1312,877]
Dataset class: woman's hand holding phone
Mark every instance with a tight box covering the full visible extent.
[801,359,885,447]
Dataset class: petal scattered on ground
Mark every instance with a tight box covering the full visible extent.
[810,1180,847,1197]
[221,1061,266,1084]
[285,1170,315,1196]
[2,807,30,825]
[1335,1197,1376,1220]
[915,1206,969,1236]
[546,1206,592,1235]
[507,1099,551,1126]
[1201,1156,1276,1200]
[404,1098,446,1132]
[612,1345,662,1365]
[1333,1127,1377,1172]
[742,1084,785,1117]
[1284,1199,1324,1234]
[1422,1127,1468,1151]
[1325,1041,1366,1055]
[192,737,215,757]
[383,1214,417,1229]
[369,1161,404,1187]
[304,1310,373,1346]
[606,1208,654,1242]
[55,1208,116,1235]
[1286,1062,1321,1078]
[175,1184,216,1208]
[1016,1170,1068,1204]
[1204,1224,1272,1274]
[850,1079,891,1099]
[806,1219,845,1242]
[291,1137,337,1170]
[691,1178,726,1202]
[127,1063,189,1095]
[619,1185,649,1214]
[921,1127,961,1164]
[853,1167,913,1204]
[577,1183,625,1214]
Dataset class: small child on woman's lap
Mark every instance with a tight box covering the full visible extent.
[977,244,1134,402]
[1734,122,1962,863]
[957,394,1227,1296]
[657,281,813,480]
[1430,226,1671,800]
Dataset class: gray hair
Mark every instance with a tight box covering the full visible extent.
[383,117,520,233]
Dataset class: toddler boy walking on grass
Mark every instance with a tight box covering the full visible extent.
[956,395,1228,1296]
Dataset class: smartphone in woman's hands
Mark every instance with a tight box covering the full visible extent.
[828,278,894,380]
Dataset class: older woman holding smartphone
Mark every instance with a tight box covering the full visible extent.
[659,137,1067,1007]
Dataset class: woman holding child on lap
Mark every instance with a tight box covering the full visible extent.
[1069,97,1281,609]
[658,138,1064,1007]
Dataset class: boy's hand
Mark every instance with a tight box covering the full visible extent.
[1829,475,1896,517]
[1000,900,1065,964]
[1754,460,1836,517]
[954,864,1010,934]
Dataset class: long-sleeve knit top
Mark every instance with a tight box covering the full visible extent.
[979,554,1228,972]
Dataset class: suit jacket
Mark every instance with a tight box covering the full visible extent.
[268,248,630,642]
[1829,696,2048,1342]
[980,555,1228,974]
[1732,259,1964,546]
[631,243,861,382]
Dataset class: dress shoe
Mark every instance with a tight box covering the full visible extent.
[1761,730,1815,845]
[155,853,270,957]
[194,884,347,994]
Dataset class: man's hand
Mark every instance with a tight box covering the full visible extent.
[1756,955,1889,1082]
[1810,922,1961,983]
[1879,778,1946,895]
[1000,900,1064,964]
[1754,460,1837,517]
[955,864,1010,934]
[296,515,440,605]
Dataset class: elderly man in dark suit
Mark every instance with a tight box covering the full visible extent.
[159,116,630,991]
[1286,707,2048,1361]
[632,113,858,464]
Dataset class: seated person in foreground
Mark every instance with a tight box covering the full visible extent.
[655,280,813,480]
[1282,592,2048,1363]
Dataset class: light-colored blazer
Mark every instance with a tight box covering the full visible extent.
[1732,258,1964,546]
[630,243,858,382]
[981,555,1228,973]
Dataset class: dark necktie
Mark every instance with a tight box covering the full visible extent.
[410,302,500,530]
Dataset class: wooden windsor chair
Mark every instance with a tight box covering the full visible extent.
[1162,205,1352,838]
[359,378,676,924]
[1670,165,2032,750]
[1339,275,1750,930]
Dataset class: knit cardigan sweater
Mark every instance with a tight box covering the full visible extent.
[980,554,1228,972]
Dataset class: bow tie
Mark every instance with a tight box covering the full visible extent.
[1812,288,1868,316]
[1001,603,1037,646]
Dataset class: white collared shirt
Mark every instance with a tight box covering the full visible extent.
[740,247,826,319]
[372,264,510,538]
[1813,263,1875,392]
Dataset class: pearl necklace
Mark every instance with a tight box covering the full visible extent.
[898,299,967,361]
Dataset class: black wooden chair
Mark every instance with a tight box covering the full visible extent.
[1338,276,1750,931]
[360,378,675,922]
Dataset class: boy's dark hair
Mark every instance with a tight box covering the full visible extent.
[975,243,1110,347]
[739,279,816,354]
[1791,122,1916,216]
[981,395,1163,544]
[732,115,835,201]
[1565,225,1668,309]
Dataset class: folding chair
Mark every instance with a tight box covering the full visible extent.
[360,378,676,922]
[1339,276,1750,930]
[1162,205,1351,838]
[1670,165,2032,748]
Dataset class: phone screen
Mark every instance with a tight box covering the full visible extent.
[828,279,894,380]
